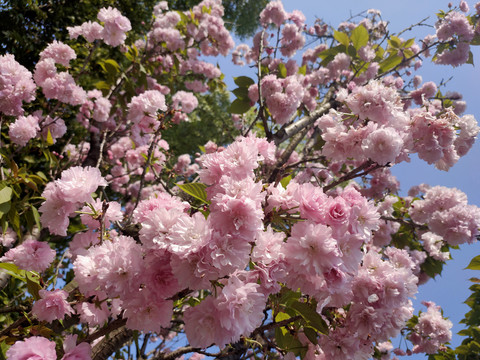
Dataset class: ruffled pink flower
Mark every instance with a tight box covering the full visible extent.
[0,54,36,116]
[1,239,55,272]
[32,289,74,322]
[39,40,76,67]
[127,90,166,133]
[56,166,107,204]
[75,301,109,326]
[284,221,342,275]
[409,301,453,354]
[259,1,287,27]
[184,296,234,348]
[62,334,92,360]
[215,274,266,339]
[172,91,198,114]
[74,235,143,297]
[80,199,123,229]
[68,21,104,42]
[6,336,56,360]
[361,127,404,165]
[123,295,173,333]
[0,227,16,247]
[9,114,40,147]
[436,11,474,42]
[97,7,132,47]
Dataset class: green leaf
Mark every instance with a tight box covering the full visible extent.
[421,256,444,278]
[95,81,111,91]
[403,38,415,48]
[351,25,369,50]
[229,98,251,114]
[30,205,41,230]
[104,59,120,74]
[26,272,42,300]
[334,30,350,47]
[379,53,402,73]
[388,35,402,48]
[232,87,249,101]
[471,34,480,46]
[0,202,10,218]
[46,128,54,146]
[279,288,301,307]
[63,279,79,293]
[1,340,8,360]
[298,65,307,75]
[290,301,329,335]
[458,329,471,337]
[177,183,209,204]
[274,327,304,356]
[233,76,255,87]
[467,51,474,65]
[280,175,292,189]
[0,262,26,281]
[303,326,318,345]
[0,187,12,204]
[278,63,287,78]
[466,255,480,270]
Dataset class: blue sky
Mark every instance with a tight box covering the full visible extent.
[216,0,480,356]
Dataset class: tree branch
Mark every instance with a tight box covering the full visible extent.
[153,346,200,360]
[322,160,385,192]
[272,87,335,146]
[90,323,133,360]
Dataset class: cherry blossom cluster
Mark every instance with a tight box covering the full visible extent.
[0,54,36,116]
[68,7,131,47]
[410,185,480,246]
[6,335,91,360]
[39,166,107,236]
[408,301,453,354]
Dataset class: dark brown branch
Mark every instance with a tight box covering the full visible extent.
[323,160,384,192]
[82,132,101,168]
[152,346,201,360]
[0,304,29,314]
[91,324,133,360]
[268,126,309,184]
[83,318,128,344]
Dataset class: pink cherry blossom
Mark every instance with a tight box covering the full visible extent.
[0,54,36,116]
[9,114,40,147]
[62,334,92,360]
[1,239,55,272]
[32,289,74,322]
[6,336,56,360]
[39,40,76,67]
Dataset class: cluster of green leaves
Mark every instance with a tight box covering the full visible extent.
[229,76,255,115]
[269,288,329,358]
[318,22,419,79]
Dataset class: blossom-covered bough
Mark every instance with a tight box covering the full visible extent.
[1,1,480,359]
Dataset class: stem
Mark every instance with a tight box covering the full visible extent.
[322,160,385,192]
[152,346,200,360]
